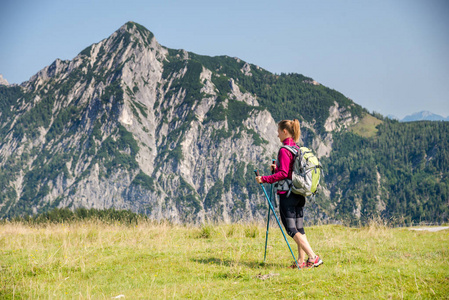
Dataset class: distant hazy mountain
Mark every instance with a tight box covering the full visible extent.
[401,111,449,122]
[386,114,399,120]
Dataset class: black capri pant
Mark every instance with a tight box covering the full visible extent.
[279,192,306,237]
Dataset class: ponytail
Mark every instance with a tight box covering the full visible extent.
[278,119,301,142]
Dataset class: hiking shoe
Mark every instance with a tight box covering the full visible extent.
[288,262,308,269]
[306,255,323,268]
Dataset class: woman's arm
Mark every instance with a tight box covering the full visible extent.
[261,148,292,184]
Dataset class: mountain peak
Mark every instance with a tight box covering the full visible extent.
[117,21,155,45]
[72,21,161,77]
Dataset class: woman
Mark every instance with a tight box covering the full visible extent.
[256,119,323,269]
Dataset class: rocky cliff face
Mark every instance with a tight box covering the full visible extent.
[0,74,9,86]
[0,22,363,222]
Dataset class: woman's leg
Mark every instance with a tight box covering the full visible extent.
[298,243,306,264]
[293,232,316,259]
[280,193,323,267]
[280,193,309,263]
[293,202,316,260]
[295,201,307,263]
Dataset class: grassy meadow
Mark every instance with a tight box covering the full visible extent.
[349,113,383,138]
[1,219,448,299]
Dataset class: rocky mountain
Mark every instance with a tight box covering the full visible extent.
[0,22,369,223]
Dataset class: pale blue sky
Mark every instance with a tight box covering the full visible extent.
[1,0,448,119]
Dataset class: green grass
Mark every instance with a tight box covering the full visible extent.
[350,113,383,138]
[1,220,448,299]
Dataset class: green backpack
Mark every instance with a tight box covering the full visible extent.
[282,146,322,197]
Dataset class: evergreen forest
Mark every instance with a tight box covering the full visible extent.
[323,120,449,225]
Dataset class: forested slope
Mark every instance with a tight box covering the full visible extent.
[324,120,449,225]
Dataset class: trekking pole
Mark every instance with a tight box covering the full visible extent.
[263,159,276,263]
[270,159,276,207]
[255,169,300,270]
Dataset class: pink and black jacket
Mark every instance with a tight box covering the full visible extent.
[261,137,298,194]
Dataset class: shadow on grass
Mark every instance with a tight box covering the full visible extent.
[190,257,286,269]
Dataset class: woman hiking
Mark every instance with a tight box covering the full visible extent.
[256,119,323,269]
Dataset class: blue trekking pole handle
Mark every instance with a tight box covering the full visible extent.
[254,169,299,269]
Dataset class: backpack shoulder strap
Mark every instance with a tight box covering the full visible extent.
[281,145,299,156]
